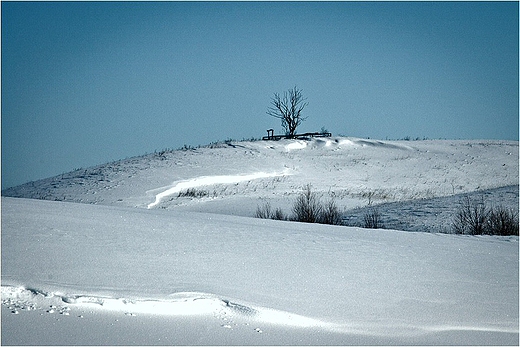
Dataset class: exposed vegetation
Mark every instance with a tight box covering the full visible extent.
[256,185,342,226]
[452,195,518,236]
[363,207,384,229]
[292,185,323,223]
[256,186,519,234]
[255,201,286,221]
[486,206,519,236]
[177,188,209,198]
[320,199,343,226]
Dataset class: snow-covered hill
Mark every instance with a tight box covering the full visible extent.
[2,137,519,345]
[3,137,518,215]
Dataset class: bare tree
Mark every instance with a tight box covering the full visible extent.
[267,86,308,137]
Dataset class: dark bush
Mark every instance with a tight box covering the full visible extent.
[319,199,343,225]
[292,185,323,223]
[272,207,287,221]
[255,201,273,219]
[255,202,287,221]
[486,205,519,236]
[363,207,384,229]
[452,196,518,236]
[453,196,488,235]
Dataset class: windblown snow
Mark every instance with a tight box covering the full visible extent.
[2,137,518,345]
[147,170,291,209]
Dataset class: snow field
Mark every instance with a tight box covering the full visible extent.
[2,196,518,344]
[1,137,518,344]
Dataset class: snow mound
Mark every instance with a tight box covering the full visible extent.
[2,286,232,316]
[285,140,308,150]
[349,138,415,150]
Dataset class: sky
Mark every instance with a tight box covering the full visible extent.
[2,1,518,189]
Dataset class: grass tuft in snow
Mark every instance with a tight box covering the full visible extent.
[487,205,519,236]
[319,199,343,226]
[177,188,209,198]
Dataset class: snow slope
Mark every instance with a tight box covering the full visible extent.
[3,138,518,214]
[2,137,519,345]
[2,197,518,345]
[346,185,519,233]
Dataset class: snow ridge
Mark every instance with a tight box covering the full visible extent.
[4,285,517,339]
[2,285,326,329]
[147,169,291,209]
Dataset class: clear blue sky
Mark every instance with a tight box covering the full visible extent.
[2,2,518,188]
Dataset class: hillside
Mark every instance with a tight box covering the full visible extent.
[3,137,518,218]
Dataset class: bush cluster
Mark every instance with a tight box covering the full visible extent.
[256,185,343,225]
[453,196,518,236]
[256,186,517,235]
